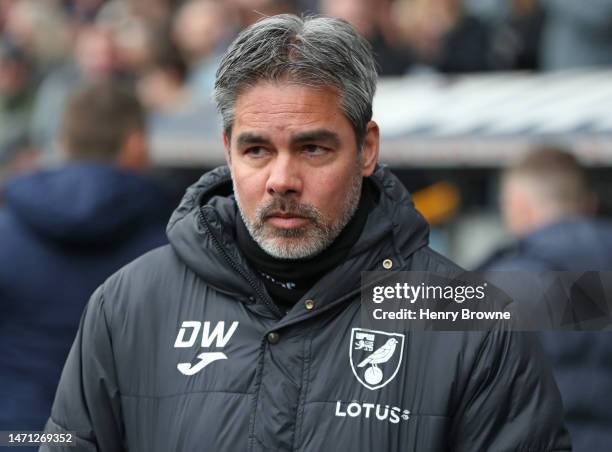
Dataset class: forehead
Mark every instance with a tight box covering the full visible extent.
[232,82,348,138]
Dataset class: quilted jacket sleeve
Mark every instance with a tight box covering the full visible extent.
[451,330,572,451]
[39,285,124,452]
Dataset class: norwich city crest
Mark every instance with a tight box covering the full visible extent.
[349,328,405,390]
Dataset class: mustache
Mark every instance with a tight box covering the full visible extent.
[255,198,321,224]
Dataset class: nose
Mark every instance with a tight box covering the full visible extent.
[266,153,302,197]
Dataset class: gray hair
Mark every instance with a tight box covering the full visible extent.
[213,14,378,148]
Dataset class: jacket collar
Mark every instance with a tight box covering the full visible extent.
[167,164,430,314]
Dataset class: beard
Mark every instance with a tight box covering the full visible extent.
[234,170,363,260]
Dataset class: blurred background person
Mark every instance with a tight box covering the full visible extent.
[172,0,233,104]
[137,27,222,166]
[29,23,123,159]
[319,0,413,76]
[1,0,70,74]
[499,0,544,70]
[467,0,544,70]
[137,29,190,114]
[478,147,612,451]
[481,148,600,270]
[393,0,494,73]
[96,2,157,77]
[0,81,171,438]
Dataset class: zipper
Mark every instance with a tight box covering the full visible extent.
[198,205,283,319]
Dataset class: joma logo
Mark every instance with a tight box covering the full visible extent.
[174,321,239,375]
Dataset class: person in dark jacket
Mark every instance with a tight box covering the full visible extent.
[42,15,570,452]
[0,82,170,438]
[479,147,612,451]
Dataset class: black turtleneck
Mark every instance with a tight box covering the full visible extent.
[236,180,376,311]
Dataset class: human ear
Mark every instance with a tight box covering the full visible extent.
[117,130,148,171]
[361,121,379,176]
[223,131,231,165]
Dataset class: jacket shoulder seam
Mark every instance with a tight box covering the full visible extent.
[408,246,465,272]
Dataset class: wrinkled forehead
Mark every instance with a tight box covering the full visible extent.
[230,81,350,143]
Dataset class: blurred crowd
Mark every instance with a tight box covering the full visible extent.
[2,0,612,181]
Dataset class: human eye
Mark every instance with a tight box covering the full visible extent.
[243,146,270,158]
[302,144,330,156]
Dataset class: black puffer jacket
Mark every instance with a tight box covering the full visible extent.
[42,166,570,452]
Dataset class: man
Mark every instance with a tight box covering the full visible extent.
[480,147,612,451]
[43,15,570,451]
[0,82,169,438]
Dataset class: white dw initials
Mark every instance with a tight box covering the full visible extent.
[174,321,239,375]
